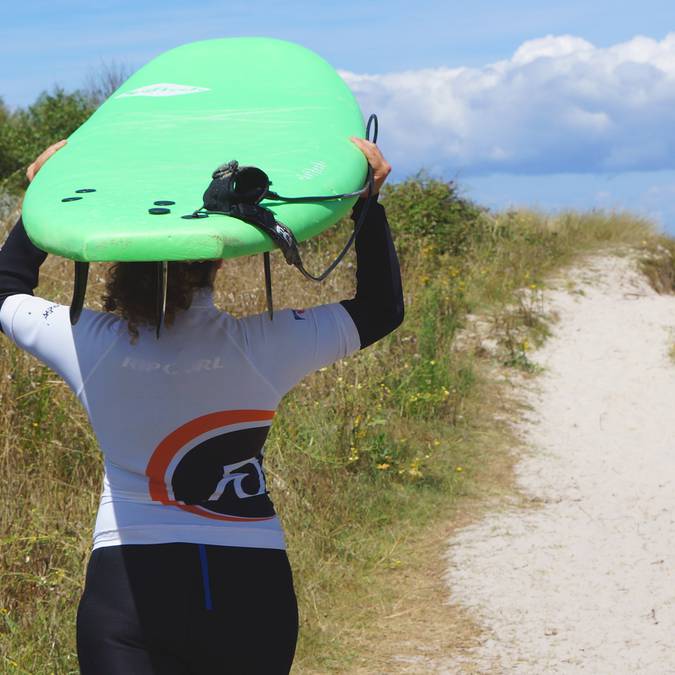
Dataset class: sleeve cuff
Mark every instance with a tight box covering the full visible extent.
[329,302,362,356]
[0,293,31,341]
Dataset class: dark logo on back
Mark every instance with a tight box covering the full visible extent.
[146,410,276,521]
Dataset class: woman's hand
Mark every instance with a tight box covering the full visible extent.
[350,136,391,198]
[26,139,67,182]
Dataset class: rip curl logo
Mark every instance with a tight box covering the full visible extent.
[145,410,276,521]
[208,456,267,501]
[292,309,306,321]
[116,83,211,98]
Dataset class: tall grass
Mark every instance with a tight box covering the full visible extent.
[0,177,667,673]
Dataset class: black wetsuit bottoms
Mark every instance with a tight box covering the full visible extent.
[76,544,298,674]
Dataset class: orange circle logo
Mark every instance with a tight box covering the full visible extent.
[145,409,276,522]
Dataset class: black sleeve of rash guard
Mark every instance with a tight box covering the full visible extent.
[340,199,404,349]
[0,217,48,329]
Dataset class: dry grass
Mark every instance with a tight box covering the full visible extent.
[640,236,675,294]
[0,189,671,673]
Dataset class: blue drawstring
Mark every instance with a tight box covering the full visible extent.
[198,544,213,611]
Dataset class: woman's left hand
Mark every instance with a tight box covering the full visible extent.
[26,139,67,182]
[349,136,392,198]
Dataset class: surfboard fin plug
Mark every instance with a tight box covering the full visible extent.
[70,261,89,325]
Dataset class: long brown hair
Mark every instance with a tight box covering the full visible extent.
[103,261,217,341]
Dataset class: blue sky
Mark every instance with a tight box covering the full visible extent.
[3,1,675,232]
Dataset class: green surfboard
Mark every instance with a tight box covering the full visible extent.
[22,38,367,262]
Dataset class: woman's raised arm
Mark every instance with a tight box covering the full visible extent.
[0,140,65,321]
[340,140,404,348]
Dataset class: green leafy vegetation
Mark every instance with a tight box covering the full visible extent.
[0,90,95,194]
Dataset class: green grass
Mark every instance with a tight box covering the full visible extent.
[0,178,670,673]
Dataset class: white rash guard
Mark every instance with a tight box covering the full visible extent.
[0,290,360,551]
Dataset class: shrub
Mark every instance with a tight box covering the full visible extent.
[0,89,95,192]
[380,172,486,257]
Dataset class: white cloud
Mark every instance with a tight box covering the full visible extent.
[340,33,675,176]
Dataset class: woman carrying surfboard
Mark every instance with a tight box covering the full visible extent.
[0,137,402,674]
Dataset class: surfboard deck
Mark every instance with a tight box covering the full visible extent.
[22,38,367,262]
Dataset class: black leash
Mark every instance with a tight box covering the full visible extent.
[191,113,379,318]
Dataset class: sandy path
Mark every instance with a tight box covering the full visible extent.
[440,254,675,674]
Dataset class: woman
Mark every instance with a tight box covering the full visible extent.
[0,137,403,674]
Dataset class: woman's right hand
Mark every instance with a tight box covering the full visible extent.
[26,139,67,182]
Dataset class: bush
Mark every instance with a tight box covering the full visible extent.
[380,172,486,257]
[0,89,95,193]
